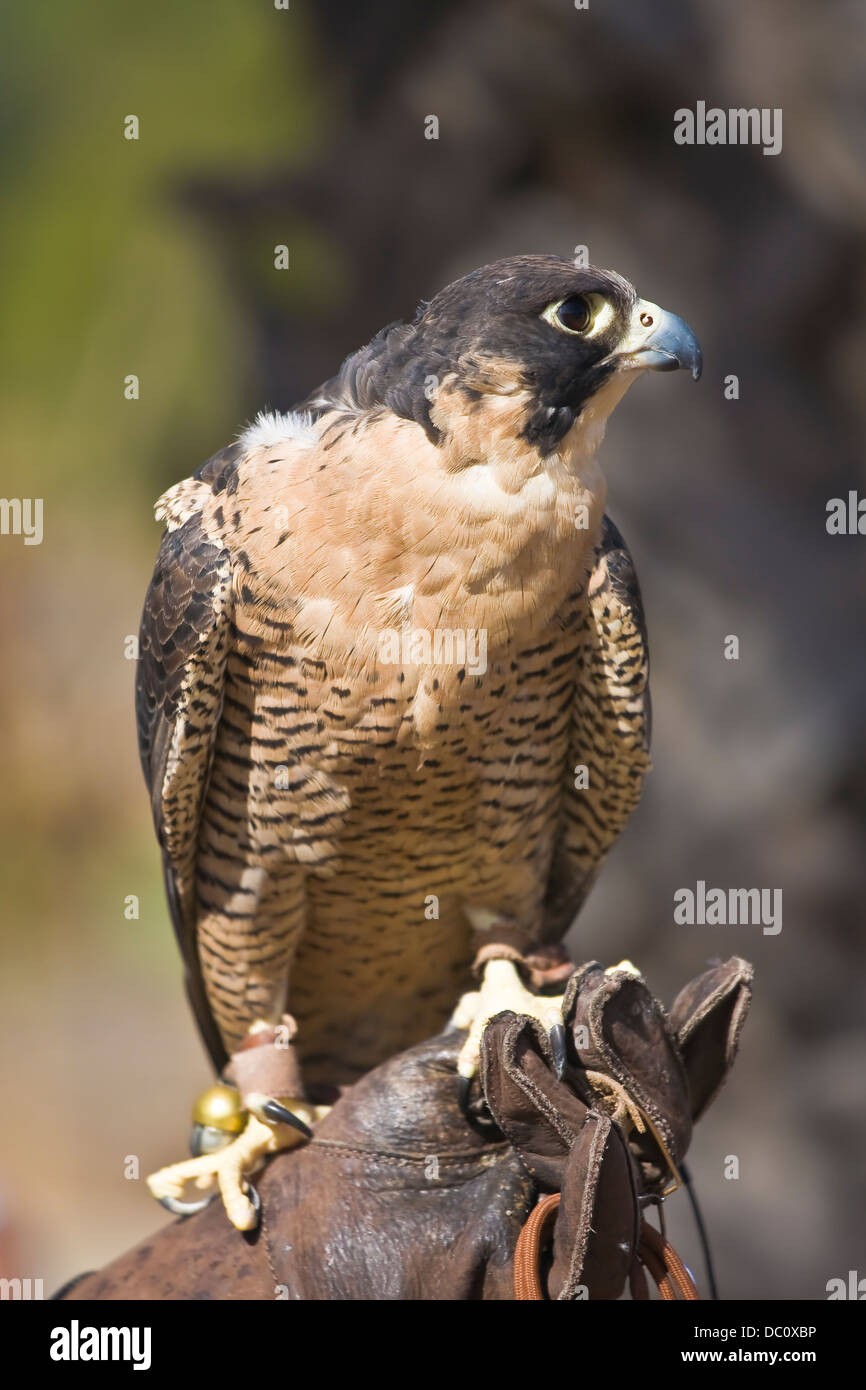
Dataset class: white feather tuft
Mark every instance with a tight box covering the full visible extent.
[238,409,317,452]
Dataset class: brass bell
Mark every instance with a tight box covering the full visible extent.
[189,1084,246,1157]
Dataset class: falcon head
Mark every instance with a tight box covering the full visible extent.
[309,254,701,458]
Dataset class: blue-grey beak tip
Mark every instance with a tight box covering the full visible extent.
[637,309,702,382]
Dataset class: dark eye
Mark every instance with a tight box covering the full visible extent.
[554,295,591,333]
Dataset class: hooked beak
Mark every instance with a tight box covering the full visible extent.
[614,299,702,381]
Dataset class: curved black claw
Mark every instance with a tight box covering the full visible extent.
[243,1181,262,1220]
[549,1023,567,1080]
[156,1190,215,1217]
[458,1075,473,1116]
[260,1100,313,1138]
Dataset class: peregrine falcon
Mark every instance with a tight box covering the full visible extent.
[137,255,701,1226]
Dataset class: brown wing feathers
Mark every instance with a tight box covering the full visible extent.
[136,510,233,1069]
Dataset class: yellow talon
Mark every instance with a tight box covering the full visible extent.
[147,1100,327,1230]
[452,958,566,1081]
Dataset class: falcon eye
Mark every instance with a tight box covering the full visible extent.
[541,292,607,337]
[554,295,591,333]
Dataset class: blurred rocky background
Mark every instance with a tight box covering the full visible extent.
[1,0,863,1297]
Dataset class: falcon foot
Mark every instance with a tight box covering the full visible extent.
[147,1094,328,1231]
[452,957,568,1099]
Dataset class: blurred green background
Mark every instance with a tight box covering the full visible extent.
[1,0,864,1297]
[0,0,324,1287]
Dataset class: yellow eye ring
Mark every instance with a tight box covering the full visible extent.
[541,291,608,337]
[550,295,591,333]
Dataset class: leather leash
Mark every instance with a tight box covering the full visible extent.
[513,1192,700,1300]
